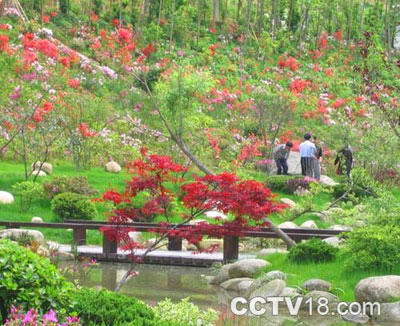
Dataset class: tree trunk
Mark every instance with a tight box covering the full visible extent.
[212,0,221,26]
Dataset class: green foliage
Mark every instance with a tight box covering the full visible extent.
[153,298,218,326]
[343,225,400,272]
[0,239,75,321]
[265,175,299,192]
[332,168,382,201]
[51,192,97,221]
[72,288,156,325]
[43,176,98,199]
[288,238,338,264]
[11,181,44,212]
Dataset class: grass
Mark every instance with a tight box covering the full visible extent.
[0,161,128,244]
[260,253,400,302]
[0,161,338,245]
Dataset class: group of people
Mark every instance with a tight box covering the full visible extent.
[273,133,354,179]
[273,133,323,180]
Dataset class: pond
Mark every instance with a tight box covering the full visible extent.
[64,262,395,326]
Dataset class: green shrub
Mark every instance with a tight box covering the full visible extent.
[153,298,218,326]
[43,176,97,199]
[11,180,44,212]
[51,192,97,221]
[0,239,75,321]
[288,238,338,263]
[332,168,382,201]
[266,175,298,192]
[343,225,400,271]
[72,288,157,325]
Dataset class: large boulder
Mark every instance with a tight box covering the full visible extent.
[300,220,318,229]
[228,258,270,278]
[105,161,122,173]
[264,270,287,281]
[319,175,338,186]
[355,276,400,303]
[278,221,297,229]
[0,191,14,204]
[210,264,233,285]
[280,198,296,208]
[287,151,302,175]
[0,228,45,244]
[302,291,339,310]
[342,312,370,324]
[220,278,254,292]
[302,279,332,292]
[249,279,286,299]
[374,301,400,322]
[31,161,53,175]
[32,170,47,177]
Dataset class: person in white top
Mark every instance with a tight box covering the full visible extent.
[299,133,316,177]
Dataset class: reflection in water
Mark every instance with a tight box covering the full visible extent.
[64,262,395,326]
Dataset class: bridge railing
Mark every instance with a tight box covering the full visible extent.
[0,220,347,263]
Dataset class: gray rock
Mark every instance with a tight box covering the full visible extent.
[228,258,270,278]
[220,278,254,292]
[209,264,233,285]
[32,170,47,177]
[374,301,400,322]
[280,198,296,208]
[319,175,338,186]
[258,248,288,256]
[302,279,332,292]
[237,279,254,294]
[278,221,298,229]
[322,236,342,247]
[355,276,400,303]
[0,228,45,244]
[204,210,227,220]
[31,217,43,223]
[105,161,121,173]
[249,279,286,299]
[31,162,53,175]
[342,312,370,324]
[302,291,339,310]
[300,220,318,229]
[287,151,302,175]
[281,287,301,298]
[0,191,15,204]
[265,270,287,281]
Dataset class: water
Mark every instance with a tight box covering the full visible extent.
[63,262,395,326]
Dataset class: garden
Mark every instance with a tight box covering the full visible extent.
[0,0,400,325]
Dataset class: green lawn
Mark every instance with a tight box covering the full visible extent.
[0,161,128,244]
[0,161,337,245]
[261,253,400,302]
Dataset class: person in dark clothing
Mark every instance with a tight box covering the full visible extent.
[334,145,353,176]
[273,141,293,175]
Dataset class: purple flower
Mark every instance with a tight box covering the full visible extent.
[43,309,58,323]
[21,72,37,81]
[22,309,37,324]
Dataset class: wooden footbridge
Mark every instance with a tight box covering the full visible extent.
[0,220,347,267]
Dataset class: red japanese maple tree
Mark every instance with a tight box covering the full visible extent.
[99,148,290,291]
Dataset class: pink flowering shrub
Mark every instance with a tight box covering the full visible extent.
[5,306,80,326]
